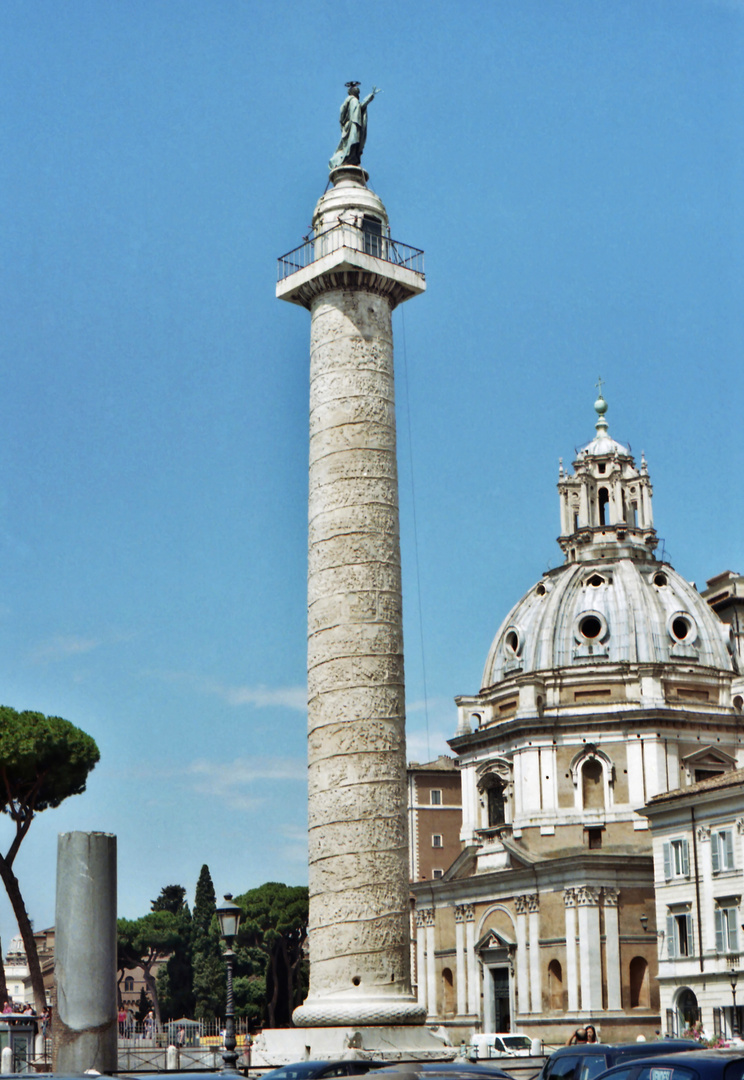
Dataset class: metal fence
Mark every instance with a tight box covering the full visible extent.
[277,222,425,283]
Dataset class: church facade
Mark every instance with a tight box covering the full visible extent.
[411,395,742,1044]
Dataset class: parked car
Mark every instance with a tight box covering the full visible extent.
[372,1064,515,1080]
[536,1041,705,1080]
[470,1034,535,1058]
[593,1049,744,1080]
[262,1062,389,1080]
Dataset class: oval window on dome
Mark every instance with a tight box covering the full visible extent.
[580,615,602,639]
[653,571,668,587]
[586,573,606,588]
[535,582,547,596]
[574,610,608,645]
[504,627,522,657]
[667,611,697,645]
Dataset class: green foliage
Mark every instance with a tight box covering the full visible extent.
[191,866,223,1021]
[0,705,99,1011]
[233,974,267,1028]
[118,910,185,1024]
[151,886,193,1020]
[0,707,100,818]
[234,882,308,1027]
[192,865,216,939]
[152,885,189,915]
[135,986,151,1024]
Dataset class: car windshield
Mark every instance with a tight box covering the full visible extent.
[579,1055,611,1080]
[503,1037,532,1051]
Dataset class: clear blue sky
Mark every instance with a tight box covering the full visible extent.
[0,0,742,948]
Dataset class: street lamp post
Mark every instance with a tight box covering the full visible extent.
[216,894,242,1073]
[731,969,740,1038]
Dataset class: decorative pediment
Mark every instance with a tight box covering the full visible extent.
[681,746,737,784]
[681,746,737,769]
[475,927,513,953]
[476,756,512,789]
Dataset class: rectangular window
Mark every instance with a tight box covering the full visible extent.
[430,790,442,805]
[712,829,735,873]
[432,834,443,848]
[432,869,443,879]
[663,838,690,879]
[715,905,740,953]
[666,910,693,958]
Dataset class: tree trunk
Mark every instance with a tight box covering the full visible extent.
[267,949,280,1028]
[142,962,162,1027]
[0,856,46,1012]
[0,936,8,1005]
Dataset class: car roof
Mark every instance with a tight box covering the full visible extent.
[603,1051,744,1067]
[372,1067,513,1078]
[551,1043,699,1055]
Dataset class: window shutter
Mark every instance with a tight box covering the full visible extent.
[667,913,676,958]
[682,839,690,876]
[714,1008,722,1037]
[715,908,724,952]
[663,842,671,880]
[712,833,720,873]
[685,913,693,955]
[725,830,734,870]
[730,914,739,953]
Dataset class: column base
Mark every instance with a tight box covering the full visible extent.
[254,1024,453,1067]
[293,995,426,1027]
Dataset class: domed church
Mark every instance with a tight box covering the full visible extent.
[410,394,742,1043]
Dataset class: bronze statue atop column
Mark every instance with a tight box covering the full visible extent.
[329,81,380,171]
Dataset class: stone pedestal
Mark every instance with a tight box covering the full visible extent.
[254,1025,454,1066]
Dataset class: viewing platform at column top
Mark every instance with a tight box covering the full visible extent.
[276,165,425,309]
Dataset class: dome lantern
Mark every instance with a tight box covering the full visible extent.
[558,391,657,564]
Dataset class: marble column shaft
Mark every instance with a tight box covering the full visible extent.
[299,286,418,1025]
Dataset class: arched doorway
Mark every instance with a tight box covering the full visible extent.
[675,987,700,1035]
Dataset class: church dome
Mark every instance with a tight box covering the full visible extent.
[481,394,736,690]
[482,557,735,689]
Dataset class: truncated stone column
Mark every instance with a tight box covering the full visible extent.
[54,832,117,1073]
[278,168,425,1027]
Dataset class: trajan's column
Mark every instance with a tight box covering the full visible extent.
[277,83,426,1029]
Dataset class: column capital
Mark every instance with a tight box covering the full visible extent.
[576,885,601,907]
[603,887,620,907]
[563,887,576,908]
[514,894,529,915]
[737,818,744,836]
[416,907,435,929]
[527,893,539,913]
[462,903,475,922]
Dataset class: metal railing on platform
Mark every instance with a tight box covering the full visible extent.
[277,222,425,283]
